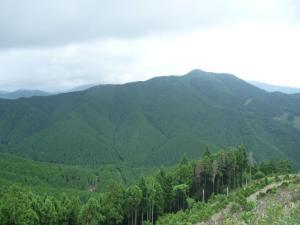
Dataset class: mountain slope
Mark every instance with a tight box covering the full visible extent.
[0,70,300,168]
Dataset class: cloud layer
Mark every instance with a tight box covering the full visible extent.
[1,0,299,48]
[0,0,299,91]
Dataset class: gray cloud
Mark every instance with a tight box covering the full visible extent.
[1,0,299,48]
[0,0,299,91]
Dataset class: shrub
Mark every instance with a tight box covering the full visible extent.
[254,171,265,180]
[266,187,277,194]
[230,202,241,213]
[264,177,269,185]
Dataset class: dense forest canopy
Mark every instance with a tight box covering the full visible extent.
[0,146,292,225]
[1,70,300,168]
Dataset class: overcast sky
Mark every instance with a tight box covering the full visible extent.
[0,0,299,91]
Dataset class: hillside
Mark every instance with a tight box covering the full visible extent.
[0,69,300,168]
[0,153,154,194]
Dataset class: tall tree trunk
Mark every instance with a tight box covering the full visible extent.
[151,203,154,224]
[146,208,149,222]
[135,209,137,225]
[250,166,252,184]
[221,174,224,191]
[204,175,207,201]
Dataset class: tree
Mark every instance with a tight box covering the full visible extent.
[203,145,211,158]
[173,155,194,188]
[40,197,58,225]
[211,159,218,194]
[0,186,39,225]
[278,160,292,174]
[202,153,212,200]
[140,176,164,224]
[195,160,205,201]
[78,198,102,225]
[236,145,248,186]
[155,168,174,212]
[102,181,125,225]
[172,184,189,210]
[125,185,142,225]
[69,197,81,225]
[138,176,148,224]
[248,151,256,184]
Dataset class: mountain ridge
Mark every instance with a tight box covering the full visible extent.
[0,89,50,99]
[250,80,300,94]
[0,70,299,168]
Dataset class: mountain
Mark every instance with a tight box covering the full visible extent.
[0,89,50,99]
[0,69,300,168]
[250,81,300,94]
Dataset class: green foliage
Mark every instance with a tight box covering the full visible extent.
[78,198,102,225]
[280,181,289,188]
[0,146,295,225]
[0,70,300,168]
[0,186,39,225]
[234,193,255,211]
[253,171,265,179]
[266,187,277,194]
[102,181,125,225]
[0,153,155,195]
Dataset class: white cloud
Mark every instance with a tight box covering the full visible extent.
[0,23,299,91]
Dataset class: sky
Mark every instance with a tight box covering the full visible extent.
[0,0,299,92]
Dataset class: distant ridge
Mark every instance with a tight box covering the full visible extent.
[0,89,50,99]
[249,81,300,94]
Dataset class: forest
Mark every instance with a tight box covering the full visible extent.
[0,145,293,225]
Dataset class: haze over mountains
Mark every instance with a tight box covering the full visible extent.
[1,77,299,101]
[249,81,300,94]
[0,89,50,99]
[0,84,95,100]
[0,69,300,168]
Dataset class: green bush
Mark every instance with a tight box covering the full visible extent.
[280,181,289,188]
[266,187,277,194]
[264,177,269,185]
[254,171,265,180]
[230,202,241,213]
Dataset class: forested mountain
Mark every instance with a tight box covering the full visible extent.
[0,89,50,99]
[1,69,300,168]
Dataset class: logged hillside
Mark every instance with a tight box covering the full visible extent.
[0,70,300,167]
